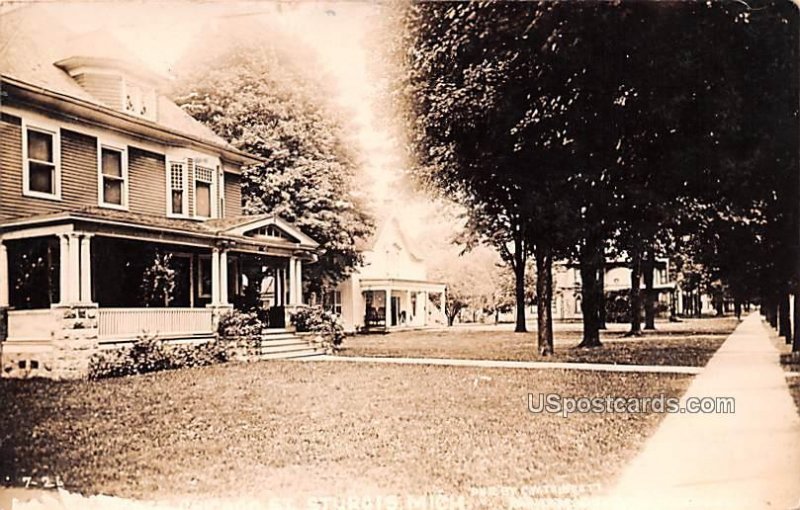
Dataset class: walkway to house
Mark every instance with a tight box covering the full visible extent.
[603,313,800,510]
[311,354,703,375]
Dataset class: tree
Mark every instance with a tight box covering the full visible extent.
[141,251,176,307]
[394,2,592,354]
[171,17,374,295]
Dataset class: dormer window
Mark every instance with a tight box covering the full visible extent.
[123,80,156,120]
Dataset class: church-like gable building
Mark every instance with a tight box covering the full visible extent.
[328,217,446,333]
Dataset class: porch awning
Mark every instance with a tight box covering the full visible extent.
[0,207,318,260]
[359,278,446,293]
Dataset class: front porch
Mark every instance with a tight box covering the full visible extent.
[360,278,447,332]
[0,209,319,378]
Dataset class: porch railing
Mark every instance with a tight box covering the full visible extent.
[98,308,214,339]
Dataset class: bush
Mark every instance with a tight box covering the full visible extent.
[89,333,229,380]
[217,310,264,338]
[291,305,345,352]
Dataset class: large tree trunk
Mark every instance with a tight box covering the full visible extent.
[793,286,800,353]
[642,252,656,330]
[535,246,554,355]
[780,292,791,342]
[597,258,607,330]
[578,237,603,348]
[768,294,779,329]
[733,297,742,321]
[627,244,643,336]
[513,235,527,333]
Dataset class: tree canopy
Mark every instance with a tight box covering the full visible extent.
[390,0,799,351]
[171,17,374,294]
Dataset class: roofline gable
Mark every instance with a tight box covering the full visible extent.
[222,216,319,249]
[371,216,424,262]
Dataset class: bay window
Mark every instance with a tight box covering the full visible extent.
[194,166,214,218]
[168,161,188,216]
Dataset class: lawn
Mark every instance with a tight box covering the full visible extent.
[339,317,738,367]
[0,361,690,507]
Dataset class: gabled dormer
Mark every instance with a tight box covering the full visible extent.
[54,30,162,122]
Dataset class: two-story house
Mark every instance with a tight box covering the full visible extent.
[328,216,446,333]
[552,258,677,321]
[0,6,319,378]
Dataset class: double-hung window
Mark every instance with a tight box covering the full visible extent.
[168,161,188,216]
[98,144,127,208]
[325,290,342,315]
[24,126,60,199]
[194,165,214,218]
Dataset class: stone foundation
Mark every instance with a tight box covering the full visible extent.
[1,304,99,380]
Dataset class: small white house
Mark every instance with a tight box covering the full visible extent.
[328,217,446,333]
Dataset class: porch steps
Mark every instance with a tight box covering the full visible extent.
[250,329,326,360]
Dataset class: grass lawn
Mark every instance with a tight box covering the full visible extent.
[339,317,738,367]
[0,361,690,506]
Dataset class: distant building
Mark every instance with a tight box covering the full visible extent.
[553,259,677,321]
[328,217,446,333]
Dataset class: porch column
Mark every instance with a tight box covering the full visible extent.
[79,234,93,303]
[0,239,8,307]
[405,290,411,323]
[210,247,220,305]
[275,268,283,306]
[439,290,446,320]
[385,288,391,327]
[288,257,298,305]
[295,259,303,305]
[58,234,70,304]
[219,249,229,305]
[68,234,81,303]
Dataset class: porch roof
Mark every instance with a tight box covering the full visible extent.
[0,208,318,260]
[359,278,446,293]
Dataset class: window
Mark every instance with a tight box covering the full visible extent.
[24,126,59,199]
[168,161,187,216]
[194,166,214,218]
[327,290,342,315]
[98,145,127,208]
[252,225,288,239]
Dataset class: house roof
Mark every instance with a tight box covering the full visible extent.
[354,216,424,261]
[0,208,318,254]
[0,5,256,164]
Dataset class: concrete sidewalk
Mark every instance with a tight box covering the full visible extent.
[605,314,800,509]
